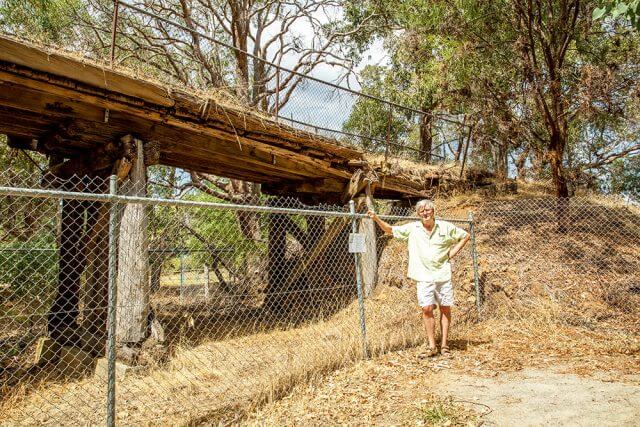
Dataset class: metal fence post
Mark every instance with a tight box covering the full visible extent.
[106,175,118,427]
[349,200,368,359]
[468,212,481,315]
[110,0,120,67]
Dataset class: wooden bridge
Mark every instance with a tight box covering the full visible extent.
[0,35,444,203]
[0,35,474,367]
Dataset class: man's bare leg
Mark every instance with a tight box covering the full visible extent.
[422,305,437,350]
[440,305,452,350]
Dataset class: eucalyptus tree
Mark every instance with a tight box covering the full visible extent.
[346,0,640,198]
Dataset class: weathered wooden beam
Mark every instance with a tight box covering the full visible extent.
[161,152,282,183]
[267,205,287,314]
[48,191,86,344]
[116,137,151,348]
[0,36,174,107]
[0,80,349,181]
[41,136,134,184]
[82,181,110,353]
[262,178,346,196]
[0,65,358,163]
[1,35,364,160]
[0,107,56,139]
[358,182,378,297]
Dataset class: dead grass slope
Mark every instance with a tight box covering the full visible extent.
[1,185,638,425]
[377,186,639,377]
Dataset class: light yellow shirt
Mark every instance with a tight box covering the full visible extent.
[392,220,469,282]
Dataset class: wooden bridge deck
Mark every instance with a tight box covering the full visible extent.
[0,36,436,201]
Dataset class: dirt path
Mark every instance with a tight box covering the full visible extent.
[247,346,640,426]
[442,369,640,426]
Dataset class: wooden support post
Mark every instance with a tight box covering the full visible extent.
[266,205,287,313]
[358,182,378,297]
[82,181,111,353]
[48,190,86,344]
[285,217,350,292]
[115,137,150,355]
[307,216,325,249]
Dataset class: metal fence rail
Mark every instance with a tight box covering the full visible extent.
[0,172,475,425]
[1,172,638,425]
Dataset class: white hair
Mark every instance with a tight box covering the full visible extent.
[415,199,435,213]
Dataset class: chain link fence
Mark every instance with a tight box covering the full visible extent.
[472,197,640,329]
[0,171,474,425]
[1,170,639,425]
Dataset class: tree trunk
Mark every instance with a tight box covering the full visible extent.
[515,147,530,180]
[115,140,150,346]
[455,122,470,163]
[492,142,509,179]
[228,179,262,241]
[48,185,86,344]
[531,147,546,179]
[548,131,570,233]
[418,113,433,162]
[229,0,250,99]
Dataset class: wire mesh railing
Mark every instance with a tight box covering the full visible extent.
[1,168,638,425]
[0,0,464,163]
[472,197,640,327]
[0,171,474,425]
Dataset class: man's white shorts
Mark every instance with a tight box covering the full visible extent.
[416,280,454,307]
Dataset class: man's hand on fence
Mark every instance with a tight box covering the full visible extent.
[367,210,392,235]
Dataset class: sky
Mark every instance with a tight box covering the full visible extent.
[254,3,391,131]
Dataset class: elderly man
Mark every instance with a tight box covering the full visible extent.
[367,200,470,357]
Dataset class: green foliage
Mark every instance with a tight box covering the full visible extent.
[609,156,640,199]
[344,0,640,192]
[417,399,475,426]
[0,0,83,42]
[594,1,640,30]
[342,66,413,152]
[0,234,58,300]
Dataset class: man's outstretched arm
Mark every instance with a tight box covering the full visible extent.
[367,210,393,235]
[449,234,470,259]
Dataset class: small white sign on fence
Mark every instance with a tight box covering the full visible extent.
[348,233,366,253]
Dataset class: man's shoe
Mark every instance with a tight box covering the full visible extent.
[418,345,438,359]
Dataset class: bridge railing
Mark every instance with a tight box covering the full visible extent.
[0,0,476,164]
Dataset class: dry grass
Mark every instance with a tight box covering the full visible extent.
[0,286,427,425]
[1,188,638,425]
[363,154,462,176]
[246,346,480,426]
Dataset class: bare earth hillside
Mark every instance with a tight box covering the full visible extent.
[250,189,640,425]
